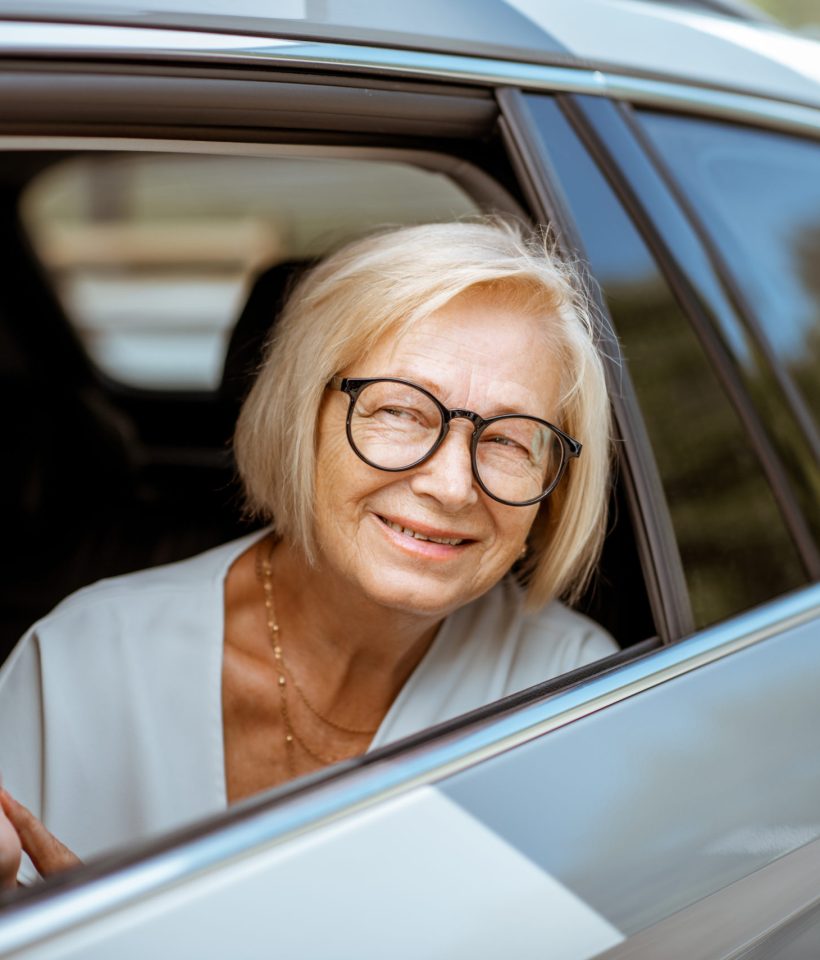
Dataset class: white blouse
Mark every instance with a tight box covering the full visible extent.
[0,529,616,882]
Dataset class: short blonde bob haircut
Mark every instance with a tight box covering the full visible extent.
[235,217,612,608]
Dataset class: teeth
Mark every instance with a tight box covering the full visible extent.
[382,517,463,546]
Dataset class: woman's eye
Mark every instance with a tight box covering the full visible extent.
[483,434,527,452]
[481,433,520,447]
[380,405,416,420]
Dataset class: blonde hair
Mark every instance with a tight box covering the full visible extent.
[235,218,612,608]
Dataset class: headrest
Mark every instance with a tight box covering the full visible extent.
[220,259,308,405]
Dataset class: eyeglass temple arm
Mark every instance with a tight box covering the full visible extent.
[566,436,582,458]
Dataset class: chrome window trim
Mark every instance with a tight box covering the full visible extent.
[1,584,818,954]
[0,22,819,138]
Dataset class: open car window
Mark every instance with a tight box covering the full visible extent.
[2,138,652,687]
[1,98,654,902]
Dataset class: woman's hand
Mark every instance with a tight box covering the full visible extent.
[0,788,81,888]
[0,790,22,890]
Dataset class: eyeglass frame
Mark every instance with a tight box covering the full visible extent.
[328,375,582,507]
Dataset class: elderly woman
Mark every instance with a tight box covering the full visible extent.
[0,218,616,888]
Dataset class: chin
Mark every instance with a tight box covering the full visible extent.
[359,567,472,619]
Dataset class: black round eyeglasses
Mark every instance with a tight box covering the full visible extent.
[328,376,581,507]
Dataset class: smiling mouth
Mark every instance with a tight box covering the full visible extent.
[377,515,470,546]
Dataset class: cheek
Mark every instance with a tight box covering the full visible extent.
[489,503,539,558]
[314,409,381,524]
[316,433,351,490]
[314,400,353,491]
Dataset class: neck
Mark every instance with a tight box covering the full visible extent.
[249,535,442,725]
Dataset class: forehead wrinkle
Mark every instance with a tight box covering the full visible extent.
[386,327,496,369]
[361,305,560,418]
[383,341,556,419]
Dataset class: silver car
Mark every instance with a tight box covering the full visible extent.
[0,1,818,957]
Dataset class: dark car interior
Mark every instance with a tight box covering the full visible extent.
[0,149,655,668]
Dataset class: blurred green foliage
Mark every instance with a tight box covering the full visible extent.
[749,0,820,31]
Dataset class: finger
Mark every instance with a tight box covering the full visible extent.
[0,798,22,890]
[0,790,82,878]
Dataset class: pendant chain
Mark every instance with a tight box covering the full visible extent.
[255,537,376,776]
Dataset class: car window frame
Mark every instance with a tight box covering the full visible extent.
[0,61,670,729]
[0,50,662,883]
[0,55,660,750]
[0,67,663,655]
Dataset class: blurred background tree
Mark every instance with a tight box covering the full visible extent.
[747,0,820,35]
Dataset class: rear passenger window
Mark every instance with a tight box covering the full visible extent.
[21,153,477,391]
[636,115,820,437]
[521,96,807,628]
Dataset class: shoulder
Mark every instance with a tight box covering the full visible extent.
[370,579,617,747]
[12,529,268,656]
[52,529,264,614]
[448,577,618,679]
[526,598,619,671]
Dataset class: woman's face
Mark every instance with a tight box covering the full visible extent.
[313,288,561,619]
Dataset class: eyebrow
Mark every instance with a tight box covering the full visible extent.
[387,372,541,420]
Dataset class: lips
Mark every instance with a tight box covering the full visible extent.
[376,514,473,546]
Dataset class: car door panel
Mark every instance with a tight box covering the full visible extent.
[444,607,820,938]
[8,787,623,960]
[2,586,817,958]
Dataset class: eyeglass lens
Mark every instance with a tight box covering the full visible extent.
[348,380,563,504]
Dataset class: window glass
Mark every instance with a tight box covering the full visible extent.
[21,153,477,390]
[521,95,806,627]
[637,114,820,436]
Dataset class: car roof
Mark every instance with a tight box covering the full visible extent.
[2,0,819,108]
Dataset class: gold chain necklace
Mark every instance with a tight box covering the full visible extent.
[256,537,376,776]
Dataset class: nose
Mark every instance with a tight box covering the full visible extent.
[408,422,479,509]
